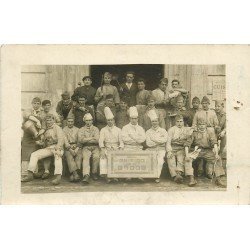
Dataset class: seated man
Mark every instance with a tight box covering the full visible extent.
[99,107,124,183]
[68,94,95,128]
[121,106,146,182]
[96,94,117,130]
[77,113,100,184]
[115,97,130,129]
[63,115,81,182]
[145,109,168,183]
[188,119,226,187]
[21,114,64,185]
[166,115,196,187]
[139,95,165,131]
[56,91,73,128]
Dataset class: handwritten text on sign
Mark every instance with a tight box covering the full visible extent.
[107,151,158,178]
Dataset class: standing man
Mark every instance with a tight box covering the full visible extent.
[71,76,96,108]
[188,96,201,124]
[166,115,196,186]
[77,113,100,184]
[119,71,138,107]
[96,94,117,130]
[188,119,226,187]
[136,78,151,106]
[21,114,65,185]
[151,78,171,130]
[56,91,73,128]
[99,107,124,183]
[95,72,120,109]
[192,96,220,133]
[121,107,146,182]
[68,94,95,128]
[63,115,81,182]
[115,97,130,129]
[145,109,168,183]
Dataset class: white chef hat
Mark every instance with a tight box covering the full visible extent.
[129,106,138,118]
[83,113,93,121]
[104,106,114,120]
[147,109,158,121]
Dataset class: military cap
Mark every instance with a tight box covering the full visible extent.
[192,96,200,103]
[160,78,168,84]
[78,93,87,100]
[61,91,70,100]
[201,96,210,104]
[42,100,51,106]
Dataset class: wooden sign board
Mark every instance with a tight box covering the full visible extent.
[107,150,158,178]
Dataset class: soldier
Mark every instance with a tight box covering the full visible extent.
[77,113,100,184]
[56,91,73,128]
[21,114,65,185]
[99,107,124,183]
[71,76,96,108]
[139,95,165,131]
[121,107,146,182]
[145,109,168,183]
[95,72,120,109]
[169,95,192,127]
[115,97,130,129]
[151,78,172,130]
[119,71,138,107]
[68,94,95,128]
[96,94,117,130]
[188,119,226,187]
[166,115,197,186]
[188,96,201,124]
[192,96,220,133]
[63,115,81,182]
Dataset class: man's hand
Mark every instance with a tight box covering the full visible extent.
[219,130,226,138]
[69,148,76,156]
[36,121,42,129]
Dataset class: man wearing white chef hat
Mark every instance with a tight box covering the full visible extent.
[99,107,124,184]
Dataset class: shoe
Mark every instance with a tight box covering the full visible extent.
[215,177,226,188]
[206,174,213,179]
[155,178,160,183]
[188,176,197,187]
[137,178,145,183]
[21,171,34,182]
[82,175,90,185]
[113,178,119,183]
[42,172,50,179]
[92,174,99,181]
[33,171,44,179]
[106,177,112,184]
[51,174,61,185]
[69,174,74,182]
[174,174,183,184]
[73,171,80,182]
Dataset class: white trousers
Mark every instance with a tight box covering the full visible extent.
[28,145,63,175]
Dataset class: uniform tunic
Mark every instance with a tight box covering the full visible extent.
[56,100,73,122]
[169,107,193,127]
[95,84,120,106]
[192,109,219,129]
[146,127,168,178]
[136,90,151,105]
[71,85,97,106]
[121,123,146,150]
[115,109,130,129]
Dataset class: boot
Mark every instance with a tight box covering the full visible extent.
[33,171,44,179]
[21,171,34,182]
[82,175,90,185]
[73,171,80,182]
[92,173,99,181]
[51,174,61,185]
[188,175,197,187]
[215,177,226,188]
[174,173,183,184]
[42,171,50,179]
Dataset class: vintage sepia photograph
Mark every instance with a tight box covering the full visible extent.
[20,64,227,193]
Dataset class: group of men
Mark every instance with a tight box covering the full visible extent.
[21,71,227,188]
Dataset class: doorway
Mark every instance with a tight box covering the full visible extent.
[90,64,164,90]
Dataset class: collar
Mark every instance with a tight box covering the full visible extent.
[151,126,160,131]
[85,125,93,130]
